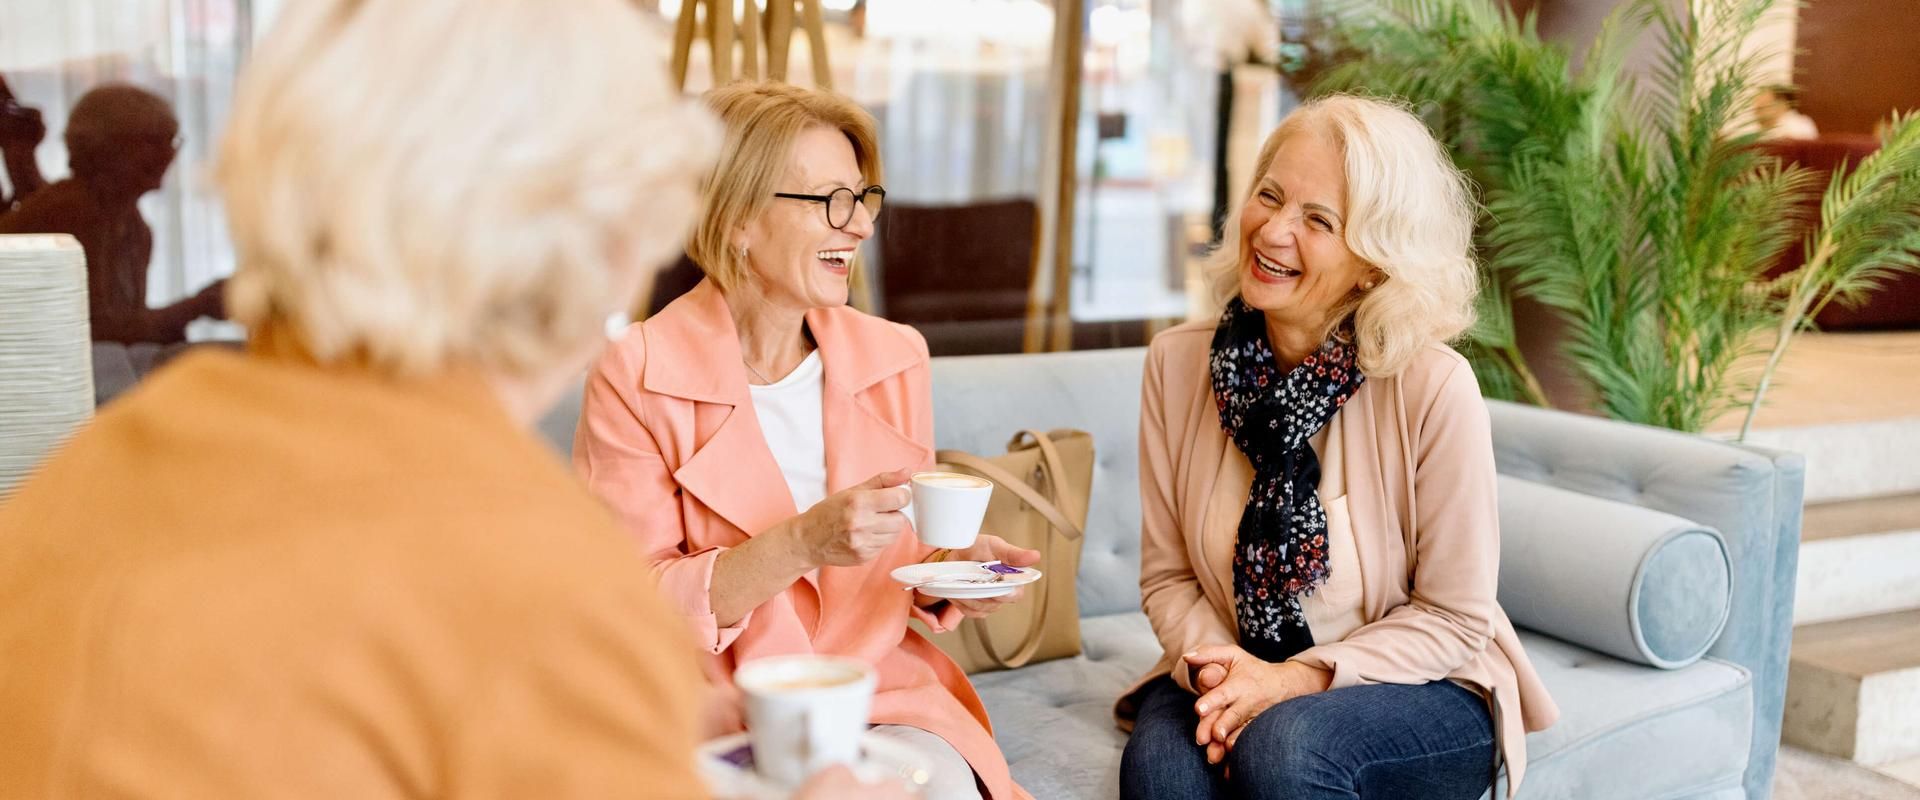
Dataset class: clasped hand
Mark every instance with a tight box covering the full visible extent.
[1185,645,1333,766]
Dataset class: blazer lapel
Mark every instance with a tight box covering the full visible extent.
[1185,372,1236,608]
[807,306,929,641]
[673,404,798,539]
[810,305,932,494]
[643,281,798,541]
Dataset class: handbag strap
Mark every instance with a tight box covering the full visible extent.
[1009,429,1074,504]
[935,430,1082,668]
[933,447,1084,542]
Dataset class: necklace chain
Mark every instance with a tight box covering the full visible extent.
[743,359,773,384]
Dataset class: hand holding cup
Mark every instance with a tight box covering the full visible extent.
[794,470,914,568]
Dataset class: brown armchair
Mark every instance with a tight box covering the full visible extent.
[874,198,1042,355]
[1760,135,1920,331]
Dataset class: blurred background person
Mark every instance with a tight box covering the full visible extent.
[1754,84,1820,141]
[0,75,47,210]
[0,83,226,344]
[0,1,897,798]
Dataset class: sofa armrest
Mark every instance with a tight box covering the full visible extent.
[1488,400,1804,799]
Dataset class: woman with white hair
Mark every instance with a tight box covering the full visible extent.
[1115,95,1559,800]
[0,1,886,797]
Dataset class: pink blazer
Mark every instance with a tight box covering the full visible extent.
[1125,321,1559,796]
[574,281,1025,800]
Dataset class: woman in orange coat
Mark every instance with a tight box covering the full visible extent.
[575,82,1033,800]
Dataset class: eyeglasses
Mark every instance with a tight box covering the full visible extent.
[772,186,886,230]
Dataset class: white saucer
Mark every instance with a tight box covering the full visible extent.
[697,731,932,799]
[889,561,1043,599]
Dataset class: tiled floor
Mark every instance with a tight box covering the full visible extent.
[1775,745,1920,799]
[1882,755,1920,789]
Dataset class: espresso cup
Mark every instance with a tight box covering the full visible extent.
[734,654,876,787]
[901,470,994,549]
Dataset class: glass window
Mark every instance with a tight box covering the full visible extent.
[0,0,251,342]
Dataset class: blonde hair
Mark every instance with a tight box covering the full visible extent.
[217,0,716,377]
[689,82,883,292]
[1206,95,1478,378]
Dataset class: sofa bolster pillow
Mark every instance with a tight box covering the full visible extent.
[1496,475,1732,669]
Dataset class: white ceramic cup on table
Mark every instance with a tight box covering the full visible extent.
[734,654,877,787]
[899,471,994,549]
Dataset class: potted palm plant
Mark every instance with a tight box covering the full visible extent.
[1291,0,1920,435]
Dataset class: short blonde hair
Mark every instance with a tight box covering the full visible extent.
[689,82,882,292]
[1207,95,1478,378]
[217,0,715,377]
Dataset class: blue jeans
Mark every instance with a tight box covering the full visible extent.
[1120,675,1496,800]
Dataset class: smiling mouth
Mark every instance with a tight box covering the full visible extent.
[1253,251,1301,279]
[816,249,853,271]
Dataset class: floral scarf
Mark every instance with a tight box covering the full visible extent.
[1208,297,1366,663]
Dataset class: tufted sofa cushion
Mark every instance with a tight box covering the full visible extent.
[970,612,1754,800]
[929,348,1147,618]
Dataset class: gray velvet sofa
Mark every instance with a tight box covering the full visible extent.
[538,345,1805,800]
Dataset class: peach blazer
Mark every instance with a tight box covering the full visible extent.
[1123,321,1560,796]
[574,280,1026,800]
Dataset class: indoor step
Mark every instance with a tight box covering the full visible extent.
[1710,331,1920,504]
[1783,609,1920,765]
[1737,417,1920,504]
[1793,492,1920,626]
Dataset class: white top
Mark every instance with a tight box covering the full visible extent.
[1207,411,1368,644]
[750,350,829,514]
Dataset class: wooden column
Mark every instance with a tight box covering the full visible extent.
[766,0,794,81]
[670,0,834,91]
[670,0,699,88]
[739,0,762,80]
[800,0,832,90]
[1044,0,1086,352]
[709,0,734,85]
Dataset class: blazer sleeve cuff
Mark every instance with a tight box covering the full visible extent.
[654,546,753,655]
[1287,646,1371,691]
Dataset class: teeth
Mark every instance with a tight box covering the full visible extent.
[816,249,854,264]
[1254,253,1300,277]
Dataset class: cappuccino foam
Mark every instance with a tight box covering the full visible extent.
[738,661,868,694]
[913,472,991,490]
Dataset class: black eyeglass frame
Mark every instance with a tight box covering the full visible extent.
[771,186,886,230]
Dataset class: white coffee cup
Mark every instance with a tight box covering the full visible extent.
[734,654,877,787]
[900,470,994,549]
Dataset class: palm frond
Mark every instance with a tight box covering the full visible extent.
[1738,110,1920,438]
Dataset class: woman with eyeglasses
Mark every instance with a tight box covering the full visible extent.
[574,81,1033,800]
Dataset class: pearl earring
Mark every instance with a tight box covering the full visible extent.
[604,311,631,342]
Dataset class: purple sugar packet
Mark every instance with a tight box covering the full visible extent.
[716,743,755,770]
[983,562,1023,575]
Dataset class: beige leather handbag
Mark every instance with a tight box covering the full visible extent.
[912,429,1093,673]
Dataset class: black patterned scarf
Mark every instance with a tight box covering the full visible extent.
[1209,297,1366,663]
